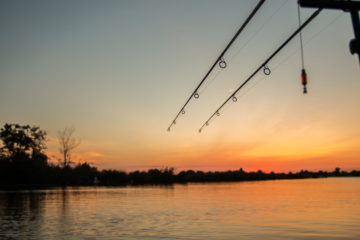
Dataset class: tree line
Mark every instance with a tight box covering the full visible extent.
[1,123,359,188]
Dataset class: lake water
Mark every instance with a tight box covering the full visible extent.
[0,177,359,239]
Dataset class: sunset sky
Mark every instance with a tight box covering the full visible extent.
[1,0,359,172]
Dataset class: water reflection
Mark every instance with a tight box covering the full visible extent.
[0,191,45,239]
[58,187,69,238]
[0,179,359,239]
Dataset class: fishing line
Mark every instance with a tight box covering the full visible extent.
[168,0,267,132]
[199,0,289,96]
[298,4,308,94]
[206,12,344,126]
[199,8,322,133]
[298,5,305,69]
[274,12,344,76]
[228,0,290,63]
[199,11,343,133]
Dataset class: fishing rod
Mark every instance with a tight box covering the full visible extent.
[199,8,322,133]
[168,0,267,132]
[299,0,360,63]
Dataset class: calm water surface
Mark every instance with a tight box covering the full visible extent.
[0,177,359,239]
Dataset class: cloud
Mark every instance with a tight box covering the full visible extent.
[45,149,106,166]
[83,151,104,158]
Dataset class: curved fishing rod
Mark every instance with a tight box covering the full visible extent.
[199,8,322,133]
[168,0,267,132]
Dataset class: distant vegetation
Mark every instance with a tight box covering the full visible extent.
[1,123,359,189]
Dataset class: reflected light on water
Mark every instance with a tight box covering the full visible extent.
[0,178,360,239]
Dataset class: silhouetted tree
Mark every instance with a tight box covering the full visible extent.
[72,162,98,185]
[1,123,360,188]
[0,123,48,185]
[57,127,80,167]
[99,170,128,185]
[334,167,341,176]
[0,123,47,160]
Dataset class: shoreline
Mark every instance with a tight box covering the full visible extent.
[1,174,359,191]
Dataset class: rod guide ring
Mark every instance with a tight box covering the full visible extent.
[263,65,271,75]
[219,59,227,69]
